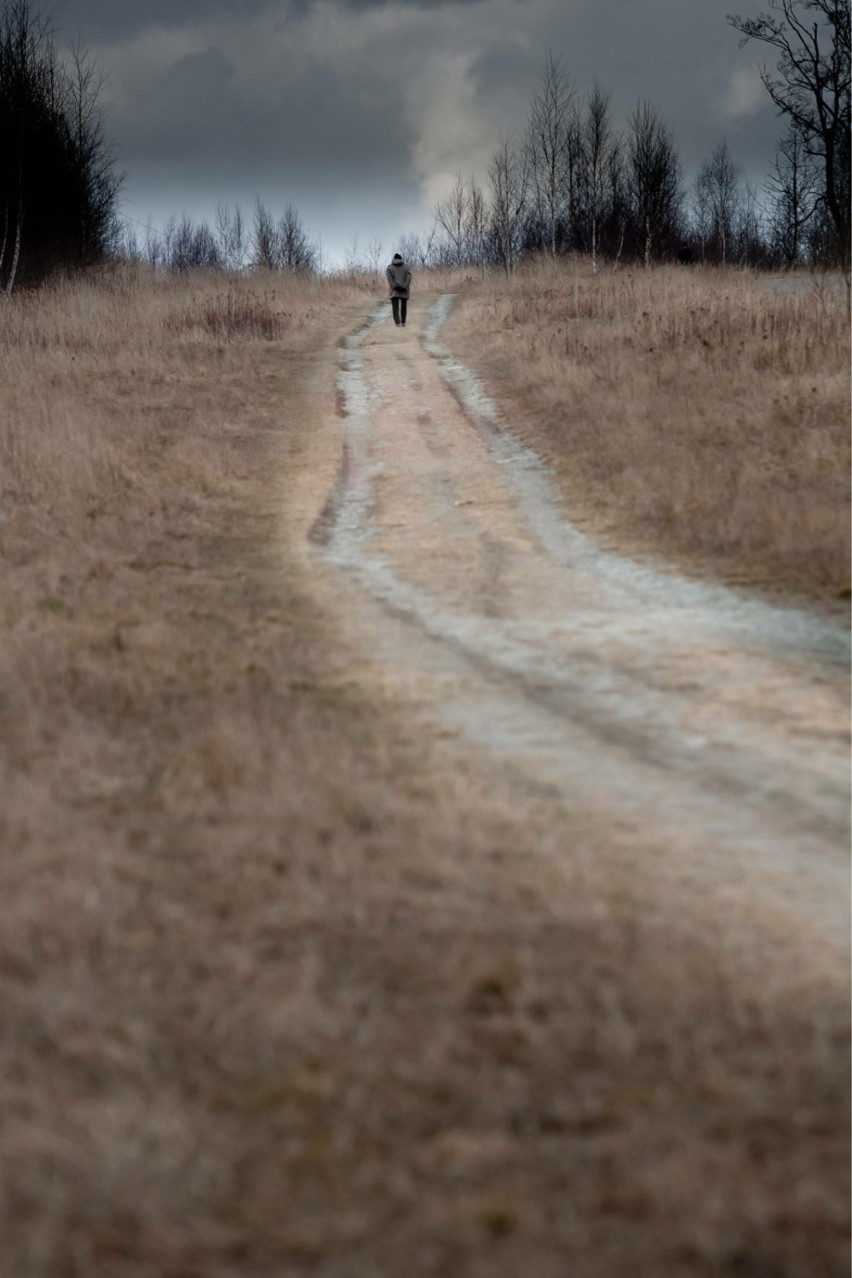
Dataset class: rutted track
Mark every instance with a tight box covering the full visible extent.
[310,295,850,946]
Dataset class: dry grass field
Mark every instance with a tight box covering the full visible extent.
[0,265,848,1277]
[444,260,850,604]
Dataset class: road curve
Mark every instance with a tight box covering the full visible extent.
[309,295,850,950]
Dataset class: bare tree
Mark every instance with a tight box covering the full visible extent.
[627,100,683,266]
[344,234,383,272]
[434,174,469,266]
[577,80,618,272]
[343,235,364,271]
[395,232,417,266]
[170,216,220,270]
[765,122,821,263]
[696,141,742,264]
[161,216,177,269]
[215,202,247,270]
[277,203,317,271]
[141,219,163,268]
[0,0,120,289]
[606,137,629,267]
[728,0,850,267]
[465,177,488,270]
[691,165,714,263]
[525,53,576,255]
[397,227,436,268]
[118,220,140,262]
[67,40,121,262]
[252,198,277,268]
[734,183,768,264]
[364,237,383,273]
[487,134,529,274]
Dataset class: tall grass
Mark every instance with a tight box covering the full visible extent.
[0,266,847,1277]
[446,260,851,600]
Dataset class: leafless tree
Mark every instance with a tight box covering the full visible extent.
[466,178,488,270]
[364,237,383,273]
[434,174,469,266]
[696,141,742,264]
[734,183,767,264]
[525,53,576,255]
[172,218,194,271]
[118,220,140,262]
[161,216,176,268]
[487,134,529,274]
[728,0,850,267]
[691,165,714,263]
[215,202,247,270]
[397,226,436,268]
[0,1,120,289]
[67,41,121,261]
[627,100,682,266]
[577,80,618,272]
[606,137,629,268]
[252,198,277,268]
[765,122,821,263]
[141,219,163,268]
[276,203,317,271]
[170,216,220,270]
[343,236,364,271]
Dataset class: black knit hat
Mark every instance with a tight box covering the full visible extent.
[392,253,403,262]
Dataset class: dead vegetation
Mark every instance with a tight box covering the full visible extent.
[444,259,851,603]
[0,266,848,1277]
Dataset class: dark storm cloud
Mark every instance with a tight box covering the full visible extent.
[53,0,237,41]
[122,46,241,161]
[113,32,411,178]
[53,0,483,42]
[48,0,780,260]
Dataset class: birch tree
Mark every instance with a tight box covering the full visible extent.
[433,175,469,266]
[577,80,618,272]
[627,100,682,266]
[525,53,576,255]
[487,134,528,274]
[216,202,248,270]
[696,141,741,264]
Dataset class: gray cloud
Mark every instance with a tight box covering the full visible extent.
[54,0,485,42]
[50,0,780,262]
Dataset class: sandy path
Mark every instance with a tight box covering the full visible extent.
[303,294,849,956]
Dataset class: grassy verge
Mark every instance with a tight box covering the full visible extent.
[443,260,850,605]
[0,269,847,1276]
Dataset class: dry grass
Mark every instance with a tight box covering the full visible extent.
[0,267,848,1277]
[444,260,851,603]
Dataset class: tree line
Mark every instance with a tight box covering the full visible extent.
[418,0,848,275]
[133,1,848,276]
[0,0,847,287]
[119,200,319,273]
[0,0,119,290]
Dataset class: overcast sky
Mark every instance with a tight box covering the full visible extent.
[52,0,781,265]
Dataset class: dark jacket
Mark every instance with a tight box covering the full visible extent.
[386,260,412,299]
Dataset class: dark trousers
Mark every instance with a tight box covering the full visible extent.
[391,296,407,325]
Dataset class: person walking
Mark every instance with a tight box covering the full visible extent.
[386,252,412,327]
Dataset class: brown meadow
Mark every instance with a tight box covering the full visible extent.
[445,259,850,603]
[0,264,848,1276]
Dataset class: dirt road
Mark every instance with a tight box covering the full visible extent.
[3,282,848,1277]
[301,294,849,952]
[256,291,852,1276]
